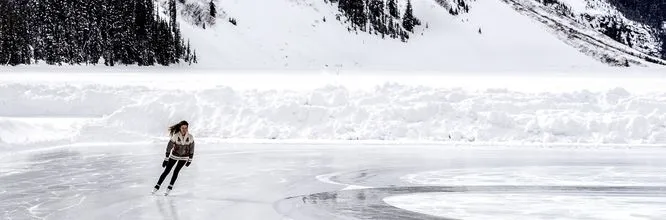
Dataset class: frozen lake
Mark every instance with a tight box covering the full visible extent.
[2,143,666,219]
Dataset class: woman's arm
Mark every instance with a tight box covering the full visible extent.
[187,141,194,166]
[165,140,175,159]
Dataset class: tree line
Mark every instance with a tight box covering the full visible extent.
[329,0,422,41]
[0,0,196,66]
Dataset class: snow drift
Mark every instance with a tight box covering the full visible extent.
[3,74,666,147]
[0,117,90,145]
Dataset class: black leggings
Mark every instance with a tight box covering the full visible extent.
[156,158,187,189]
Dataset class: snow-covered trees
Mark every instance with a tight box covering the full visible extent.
[328,0,420,41]
[210,1,217,18]
[0,0,193,66]
[402,0,421,32]
[661,32,666,59]
[387,0,399,18]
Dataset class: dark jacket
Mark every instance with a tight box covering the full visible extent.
[165,132,195,162]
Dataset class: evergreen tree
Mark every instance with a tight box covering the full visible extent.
[135,0,154,65]
[0,1,7,64]
[326,0,420,40]
[163,20,176,65]
[598,16,633,48]
[27,0,42,63]
[44,0,67,65]
[338,0,367,30]
[402,0,420,32]
[661,32,666,59]
[169,0,183,62]
[210,0,217,18]
[387,0,399,18]
[368,0,386,35]
[106,0,137,65]
[19,0,33,65]
[1,0,14,65]
[173,25,183,62]
[125,0,139,64]
[2,0,32,65]
[67,0,90,64]
[387,17,396,38]
[169,0,177,28]
[86,0,104,64]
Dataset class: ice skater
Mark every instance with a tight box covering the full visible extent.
[152,120,195,196]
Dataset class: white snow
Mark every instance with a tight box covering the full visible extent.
[168,0,609,71]
[2,0,658,72]
[557,0,589,13]
[534,0,663,59]
[0,117,91,145]
[3,72,666,148]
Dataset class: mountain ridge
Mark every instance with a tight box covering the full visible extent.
[0,0,664,70]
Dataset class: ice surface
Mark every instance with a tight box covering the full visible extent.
[401,166,666,186]
[2,144,666,220]
[384,193,666,220]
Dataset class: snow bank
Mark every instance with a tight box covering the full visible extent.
[0,84,141,117]
[0,117,91,145]
[2,80,666,146]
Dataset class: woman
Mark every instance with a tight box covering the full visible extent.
[152,120,195,196]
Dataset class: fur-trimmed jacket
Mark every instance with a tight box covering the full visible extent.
[165,132,195,162]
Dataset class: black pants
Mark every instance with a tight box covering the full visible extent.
[156,158,186,189]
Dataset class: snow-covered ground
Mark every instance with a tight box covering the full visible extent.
[3,71,666,150]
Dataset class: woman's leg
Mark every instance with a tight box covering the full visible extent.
[155,158,177,189]
[167,160,187,190]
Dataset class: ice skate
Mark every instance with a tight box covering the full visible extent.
[151,184,160,195]
[164,185,173,196]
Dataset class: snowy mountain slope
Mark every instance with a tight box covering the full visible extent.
[603,0,666,31]
[558,0,662,55]
[514,0,666,66]
[161,0,611,71]
[1,0,663,70]
[1,0,662,69]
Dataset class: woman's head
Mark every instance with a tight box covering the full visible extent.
[169,120,189,136]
